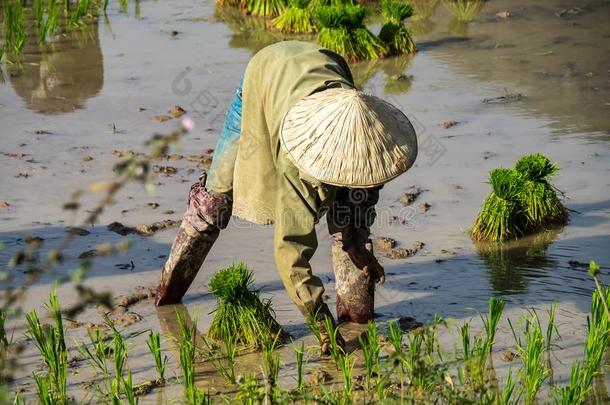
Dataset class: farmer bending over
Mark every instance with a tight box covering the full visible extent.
[154,41,417,353]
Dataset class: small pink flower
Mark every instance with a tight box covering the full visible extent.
[181,117,194,132]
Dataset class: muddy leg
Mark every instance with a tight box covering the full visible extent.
[155,174,232,306]
[155,221,219,306]
[332,236,375,324]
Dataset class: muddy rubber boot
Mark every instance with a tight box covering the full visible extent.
[332,236,375,324]
[155,174,232,306]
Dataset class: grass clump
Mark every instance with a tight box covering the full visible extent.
[208,263,285,348]
[472,154,568,242]
[379,0,416,55]
[273,0,316,33]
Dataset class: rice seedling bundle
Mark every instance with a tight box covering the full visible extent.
[514,153,568,227]
[272,0,316,33]
[247,0,287,18]
[472,154,567,242]
[447,0,485,23]
[472,168,527,242]
[207,263,285,348]
[379,0,416,55]
[316,4,385,61]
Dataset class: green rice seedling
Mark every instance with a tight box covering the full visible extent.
[35,0,59,44]
[247,0,287,18]
[261,332,282,400]
[379,0,416,55]
[76,327,109,376]
[545,303,559,351]
[123,369,139,405]
[146,331,168,381]
[500,369,519,405]
[45,289,66,354]
[316,4,383,61]
[201,333,237,385]
[0,308,7,347]
[588,261,610,321]
[358,321,380,390]
[272,0,316,33]
[405,332,427,388]
[514,153,568,227]
[323,315,344,367]
[177,311,199,403]
[481,296,505,354]
[472,168,528,242]
[336,351,355,401]
[555,306,609,404]
[514,314,549,404]
[119,0,129,13]
[3,0,28,55]
[354,27,387,60]
[236,374,266,404]
[33,372,55,405]
[446,0,485,22]
[208,263,285,348]
[388,320,406,401]
[316,6,356,60]
[293,340,305,391]
[459,323,472,360]
[26,290,68,403]
[555,360,592,405]
[70,0,92,26]
[112,328,127,388]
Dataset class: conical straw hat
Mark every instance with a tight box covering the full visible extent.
[280,88,418,188]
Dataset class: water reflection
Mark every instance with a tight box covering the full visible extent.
[8,18,103,114]
[409,0,441,36]
[476,228,562,295]
[352,55,414,93]
[218,8,290,54]
[446,0,486,37]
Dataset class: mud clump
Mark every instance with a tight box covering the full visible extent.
[418,202,431,213]
[398,186,423,206]
[169,105,186,118]
[66,227,90,236]
[103,286,155,327]
[398,316,423,332]
[107,219,178,236]
[152,165,178,176]
[187,154,214,169]
[438,121,459,129]
[374,237,425,259]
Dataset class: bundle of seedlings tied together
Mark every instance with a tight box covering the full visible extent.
[207,263,287,347]
[216,0,417,61]
[472,153,569,242]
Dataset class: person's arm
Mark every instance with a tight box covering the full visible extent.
[273,169,327,317]
[327,187,385,283]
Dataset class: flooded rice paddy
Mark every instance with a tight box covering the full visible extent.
[1,0,609,402]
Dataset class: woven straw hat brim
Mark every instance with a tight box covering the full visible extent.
[280,88,417,188]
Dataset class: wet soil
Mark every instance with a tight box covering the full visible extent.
[1,0,610,402]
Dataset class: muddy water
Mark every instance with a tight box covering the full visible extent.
[1,0,609,402]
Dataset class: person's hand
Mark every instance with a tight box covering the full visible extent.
[345,245,385,284]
